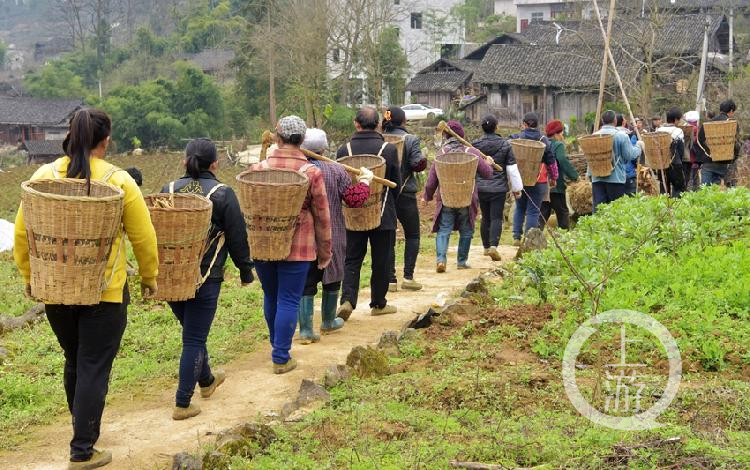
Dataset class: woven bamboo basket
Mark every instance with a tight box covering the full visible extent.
[433,152,479,208]
[578,134,614,177]
[642,132,673,170]
[21,179,124,305]
[383,134,405,164]
[679,125,694,159]
[236,168,310,261]
[510,139,545,186]
[339,154,386,231]
[703,120,737,162]
[144,194,213,302]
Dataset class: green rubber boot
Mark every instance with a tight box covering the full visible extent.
[297,295,320,344]
[321,291,345,333]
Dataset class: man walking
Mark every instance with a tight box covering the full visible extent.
[695,100,741,186]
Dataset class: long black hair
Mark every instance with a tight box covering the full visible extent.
[63,108,111,191]
[185,138,218,179]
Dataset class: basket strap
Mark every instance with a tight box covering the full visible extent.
[100,165,121,182]
[346,142,353,157]
[205,183,226,200]
[376,142,388,157]
[197,232,225,288]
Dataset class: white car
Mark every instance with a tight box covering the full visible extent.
[402,104,444,121]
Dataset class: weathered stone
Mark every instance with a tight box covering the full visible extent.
[201,451,227,469]
[377,331,400,357]
[398,328,418,342]
[215,423,276,458]
[0,347,8,363]
[324,364,351,388]
[515,227,548,260]
[284,408,309,423]
[281,401,298,418]
[346,346,390,379]
[172,452,202,470]
[462,277,489,296]
[297,378,330,406]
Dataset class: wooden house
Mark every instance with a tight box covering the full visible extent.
[0,97,82,145]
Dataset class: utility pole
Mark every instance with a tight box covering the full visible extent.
[267,0,277,125]
[595,0,616,132]
[729,5,734,97]
[695,14,710,114]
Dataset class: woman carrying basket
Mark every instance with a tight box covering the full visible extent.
[13,109,159,469]
[162,138,255,420]
[250,116,332,374]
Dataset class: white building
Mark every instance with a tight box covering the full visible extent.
[494,0,517,17]
[513,0,590,32]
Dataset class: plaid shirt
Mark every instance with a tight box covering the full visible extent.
[252,148,332,266]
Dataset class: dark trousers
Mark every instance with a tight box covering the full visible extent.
[389,193,421,281]
[168,280,222,407]
[45,287,129,461]
[255,261,310,364]
[304,261,341,296]
[342,229,394,309]
[625,176,637,195]
[478,191,506,248]
[592,182,626,213]
[540,192,571,229]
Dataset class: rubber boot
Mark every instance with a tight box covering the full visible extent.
[297,295,320,344]
[321,291,344,333]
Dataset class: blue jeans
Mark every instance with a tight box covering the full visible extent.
[701,163,728,186]
[592,182,626,213]
[436,207,473,265]
[513,183,547,240]
[255,261,310,364]
[169,280,222,408]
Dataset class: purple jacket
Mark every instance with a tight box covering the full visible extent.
[423,139,494,233]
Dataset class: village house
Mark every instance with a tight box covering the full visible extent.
[405,58,479,111]
[22,139,65,164]
[0,96,82,145]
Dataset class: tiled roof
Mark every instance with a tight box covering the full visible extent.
[22,139,65,157]
[406,71,472,92]
[0,97,82,126]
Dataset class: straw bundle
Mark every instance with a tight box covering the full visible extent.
[510,139,545,186]
[567,180,593,215]
[21,179,124,305]
[236,168,310,260]
[679,125,694,161]
[383,134,405,164]
[642,132,673,170]
[434,152,479,208]
[339,154,387,231]
[144,194,213,302]
[637,165,660,196]
[703,120,737,162]
[579,134,614,177]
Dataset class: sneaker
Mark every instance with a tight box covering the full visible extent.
[401,279,423,291]
[274,358,298,375]
[371,305,397,316]
[337,301,353,321]
[512,239,522,247]
[436,262,446,273]
[172,403,201,421]
[68,450,112,470]
[389,282,398,292]
[483,248,490,256]
[200,369,226,399]
[457,263,471,270]
[487,246,502,261]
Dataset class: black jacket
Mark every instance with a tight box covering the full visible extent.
[510,127,556,167]
[694,113,741,164]
[336,130,401,231]
[384,127,426,195]
[473,132,516,193]
[162,171,254,283]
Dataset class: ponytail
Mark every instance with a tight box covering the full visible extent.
[184,138,218,179]
[65,108,112,193]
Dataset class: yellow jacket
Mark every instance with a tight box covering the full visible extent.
[14,157,159,304]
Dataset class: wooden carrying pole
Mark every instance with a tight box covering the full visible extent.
[260,130,273,161]
[594,0,616,132]
[300,148,397,189]
[436,121,504,172]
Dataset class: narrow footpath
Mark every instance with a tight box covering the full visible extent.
[0,244,515,470]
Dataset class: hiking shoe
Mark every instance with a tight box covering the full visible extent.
[172,403,201,421]
[457,263,471,270]
[487,247,502,261]
[68,450,112,470]
[389,282,398,292]
[274,358,298,375]
[337,301,353,321]
[436,262,446,273]
[401,279,423,291]
[200,369,226,399]
[371,305,397,316]
[512,239,522,247]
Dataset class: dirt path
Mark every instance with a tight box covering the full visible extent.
[0,244,515,470]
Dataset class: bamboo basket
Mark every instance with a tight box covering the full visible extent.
[703,120,737,162]
[383,134,405,164]
[510,139,545,186]
[144,194,213,302]
[642,132,673,170]
[679,125,694,161]
[434,152,478,208]
[236,168,310,260]
[21,179,124,305]
[578,134,614,177]
[339,154,386,231]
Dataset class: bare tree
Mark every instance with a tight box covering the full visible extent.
[54,0,88,50]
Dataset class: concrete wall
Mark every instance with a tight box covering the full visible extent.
[494,0,516,17]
